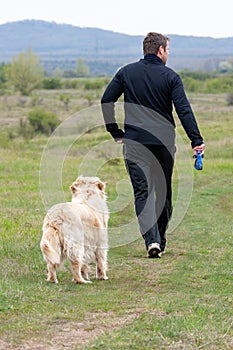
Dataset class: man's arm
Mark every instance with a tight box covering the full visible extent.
[171,74,205,153]
[101,70,125,141]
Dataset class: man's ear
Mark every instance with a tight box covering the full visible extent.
[158,45,164,56]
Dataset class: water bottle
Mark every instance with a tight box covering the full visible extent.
[194,150,203,170]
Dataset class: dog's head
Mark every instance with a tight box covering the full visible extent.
[70,176,106,201]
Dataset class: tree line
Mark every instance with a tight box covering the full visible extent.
[0,49,233,97]
[0,49,95,96]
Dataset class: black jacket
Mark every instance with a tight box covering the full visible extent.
[101,55,203,148]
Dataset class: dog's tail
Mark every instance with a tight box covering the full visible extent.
[40,226,63,265]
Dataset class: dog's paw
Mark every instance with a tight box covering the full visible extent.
[72,278,92,284]
[47,278,58,284]
[96,275,109,280]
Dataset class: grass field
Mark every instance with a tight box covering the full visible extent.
[0,91,233,349]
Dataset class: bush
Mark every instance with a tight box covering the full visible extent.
[19,118,34,139]
[179,70,213,81]
[28,108,60,135]
[62,79,79,89]
[178,71,233,94]
[43,78,62,89]
[182,76,204,93]
[59,94,71,111]
[206,76,233,93]
[83,77,110,90]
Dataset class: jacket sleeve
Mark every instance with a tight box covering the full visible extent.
[101,69,125,140]
[171,73,204,148]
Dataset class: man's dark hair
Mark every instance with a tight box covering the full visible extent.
[143,32,169,56]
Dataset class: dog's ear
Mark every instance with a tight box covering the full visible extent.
[95,180,105,191]
[70,183,79,193]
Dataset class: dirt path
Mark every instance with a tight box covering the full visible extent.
[0,311,140,350]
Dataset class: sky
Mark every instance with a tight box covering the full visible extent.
[1,0,232,38]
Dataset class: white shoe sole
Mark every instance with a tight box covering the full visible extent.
[147,243,161,257]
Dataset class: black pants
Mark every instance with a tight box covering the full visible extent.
[123,143,175,251]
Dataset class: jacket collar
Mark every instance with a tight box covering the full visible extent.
[144,54,163,64]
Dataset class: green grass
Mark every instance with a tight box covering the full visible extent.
[0,93,233,349]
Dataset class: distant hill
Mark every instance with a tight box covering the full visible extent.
[0,20,233,75]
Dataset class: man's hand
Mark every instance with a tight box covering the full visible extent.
[193,143,205,157]
[116,139,123,144]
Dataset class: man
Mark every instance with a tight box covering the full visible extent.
[101,32,205,258]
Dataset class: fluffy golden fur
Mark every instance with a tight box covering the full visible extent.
[40,176,109,284]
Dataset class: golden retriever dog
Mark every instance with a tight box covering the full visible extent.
[40,176,109,284]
